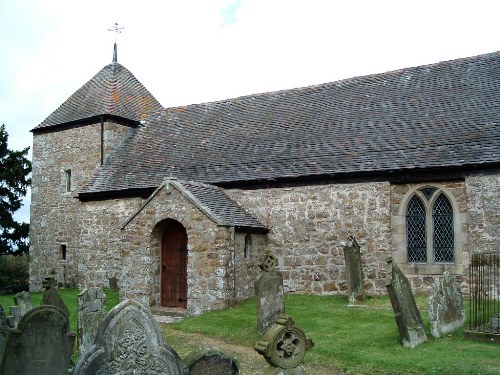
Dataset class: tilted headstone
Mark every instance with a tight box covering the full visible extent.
[343,236,365,304]
[41,282,70,317]
[14,291,33,317]
[77,287,107,354]
[73,299,184,375]
[184,347,239,375]
[386,257,427,348]
[428,271,465,338]
[255,253,285,334]
[255,314,314,375]
[0,305,75,375]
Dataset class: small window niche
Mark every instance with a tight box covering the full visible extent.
[244,234,252,259]
[64,169,72,192]
[60,244,67,260]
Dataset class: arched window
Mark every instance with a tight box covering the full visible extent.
[406,188,454,264]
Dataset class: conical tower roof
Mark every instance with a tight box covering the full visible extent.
[32,59,163,132]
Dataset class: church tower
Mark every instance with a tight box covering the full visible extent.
[29,45,163,290]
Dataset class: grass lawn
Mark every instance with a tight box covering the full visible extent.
[168,294,499,375]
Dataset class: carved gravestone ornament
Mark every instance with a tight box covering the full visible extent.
[343,236,365,304]
[14,291,33,317]
[256,252,285,334]
[428,271,465,338]
[255,315,314,375]
[386,258,427,348]
[78,287,107,354]
[0,305,75,375]
[184,347,239,375]
[73,299,184,375]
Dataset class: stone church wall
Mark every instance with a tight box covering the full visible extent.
[465,174,499,254]
[226,182,393,296]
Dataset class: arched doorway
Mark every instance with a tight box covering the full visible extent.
[161,220,188,308]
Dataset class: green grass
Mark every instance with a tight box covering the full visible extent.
[0,288,119,333]
[169,294,499,375]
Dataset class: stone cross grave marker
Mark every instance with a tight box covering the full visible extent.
[14,291,33,317]
[0,305,75,375]
[77,287,107,354]
[386,257,427,348]
[73,299,185,375]
[184,347,240,375]
[343,236,365,304]
[255,252,285,334]
[428,271,466,338]
[255,314,314,375]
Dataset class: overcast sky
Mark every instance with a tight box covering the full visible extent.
[1,0,499,223]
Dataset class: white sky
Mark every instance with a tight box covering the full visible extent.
[1,0,499,223]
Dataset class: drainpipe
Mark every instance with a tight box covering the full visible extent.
[100,115,104,165]
[232,228,236,306]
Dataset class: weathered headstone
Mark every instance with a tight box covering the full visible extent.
[77,287,107,354]
[14,291,33,317]
[255,314,314,375]
[386,257,427,348]
[343,236,365,304]
[41,281,70,317]
[0,305,8,361]
[185,347,239,375]
[0,305,75,375]
[73,299,184,375]
[428,271,466,338]
[6,306,21,328]
[256,252,285,334]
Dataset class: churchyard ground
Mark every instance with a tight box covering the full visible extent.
[1,291,498,374]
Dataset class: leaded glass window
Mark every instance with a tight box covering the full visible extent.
[433,194,454,263]
[407,195,427,262]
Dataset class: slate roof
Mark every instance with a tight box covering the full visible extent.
[171,180,267,231]
[77,51,500,197]
[32,62,163,131]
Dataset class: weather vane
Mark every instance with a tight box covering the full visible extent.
[108,23,124,42]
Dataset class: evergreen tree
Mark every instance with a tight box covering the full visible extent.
[0,124,31,255]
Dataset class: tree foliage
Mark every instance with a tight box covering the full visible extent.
[0,124,31,255]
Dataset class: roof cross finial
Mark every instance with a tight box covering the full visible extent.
[108,22,124,41]
[108,23,124,63]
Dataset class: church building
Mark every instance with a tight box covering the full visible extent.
[29,45,499,316]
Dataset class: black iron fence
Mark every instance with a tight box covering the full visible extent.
[469,252,499,334]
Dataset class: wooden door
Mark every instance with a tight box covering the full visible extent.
[161,221,188,308]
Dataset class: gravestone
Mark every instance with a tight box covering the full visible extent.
[0,305,75,375]
[41,281,70,317]
[0,305,8,361]
[343,236,365,304]
[14,291,33,317]
[428,271,465,338]
[255,314,314,375]
[184,347,239,375]
[73,299,184,375]
[6,306,21,328]
[256,252,285,334]
[386,257,427,348]
[77,287,107,354]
